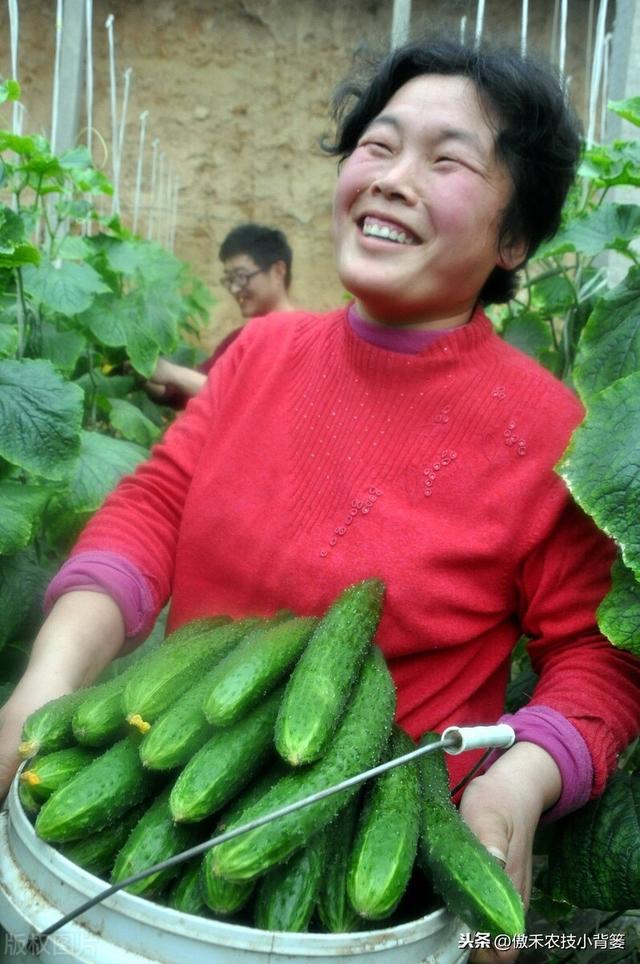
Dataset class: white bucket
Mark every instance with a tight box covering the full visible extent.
[0,776,469,963]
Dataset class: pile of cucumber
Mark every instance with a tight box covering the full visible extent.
[17,579,524,937]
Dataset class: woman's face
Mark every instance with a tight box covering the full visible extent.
[332,73,523,328]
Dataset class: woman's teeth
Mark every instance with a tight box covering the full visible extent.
[362,220,414,245]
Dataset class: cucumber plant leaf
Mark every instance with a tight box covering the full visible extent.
[0,547,54,651]
[22,258,109,316]
[0,358,83,479]
[572,266,640,400]
[597,558,640,656]
[108,398,161,447]
[557,370,640,580]
[0,481,56,553]
[538,203,640,258]
[609,96,640,127]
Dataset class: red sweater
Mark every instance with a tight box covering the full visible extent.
[74,307,640,793]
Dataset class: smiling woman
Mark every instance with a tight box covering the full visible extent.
[2,37,640,964]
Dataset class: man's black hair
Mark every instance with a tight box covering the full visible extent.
[219,223,293,289]
[324,38,582,304]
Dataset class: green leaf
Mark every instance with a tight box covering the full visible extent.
[108,398,160,446]
[557,371,640,579]
[22,258,109,315]
[0,204,40,268]
[0,79,20,104]
[609,96,640,127]
[56,235,92,260]
[81,290,171,378]
[74,368,136,399]
[100,238,146,276]
[539,204,640,258]
[0,358,83,479]
[39,323,86,373]
[0,132,41,156]
[573,266,640,400]
[0,481,55,553]
[501,311,557,364]
[544,771,640,910]
[63,429,147,514]
[0,323,18,357]
[0,547,54,650]
[81,291,139,347]
[597,558,640,656]
[579,141,640,188]
[58,146,93,169]
[0,546,53,649]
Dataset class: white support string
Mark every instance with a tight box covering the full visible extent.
[584,0,595,119]
[587,0,609,147]
[105,14,120,214]
[169,176,179,251]
[474,0,485,48]
[8,0,22,135]
[147,137,159,240]
[114,66,132,218]
[558,0,568,76]
[459,15,467,45]
[600,32,612,142]
[520,0,528,58]
[50,0,64,153]
[156,151,166,241]
[85,0,93,156]
[132,110,149,235]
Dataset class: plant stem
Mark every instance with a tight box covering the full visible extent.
[14,267,28,359]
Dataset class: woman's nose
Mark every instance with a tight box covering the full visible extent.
[371,157,421,204]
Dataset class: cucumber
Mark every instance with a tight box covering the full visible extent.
[61,806,145,877]
[111,787,199,897]
[166,859,208,916]
[317,797,361,933]
[203,616,317,727]
[347,726,421,920]
[19,689,88,758]
[18,779,41,817]
[418,732,525,937]
[123,617,260,732]
[210,646,395,882]
[216,762,290,832]
[71,618,227,747]
[202,864,255,916]
[20,746,98,803]
[274,579,384,766]
[139,671,218,771]
[254,829,329,932]
[34,735,158,843]
[170,685,284,824]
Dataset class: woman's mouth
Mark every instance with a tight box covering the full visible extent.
[359,215,419,246]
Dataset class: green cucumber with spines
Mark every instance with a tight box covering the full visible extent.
[18,779,41,817]
[254,829,329,932]
[170,685,285,823]
[216,761,290,831]
[317,797,361,933]
[347,725,421,920]
[62,805,145,877]
[166,859,208,916]
[35,735,158,843]
[203,615,317,727]
[111,788,200,897]
[275,579,384,766]
[202,865,255,916]
[123,617,261,731]
[19,689,89,759]
[139,613,291,770]
[418,731,525,937]
[72,616,229,747]
[210,646,396,882]
[20,746,99,803]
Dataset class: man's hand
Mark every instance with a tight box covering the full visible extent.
[459,742,562,963]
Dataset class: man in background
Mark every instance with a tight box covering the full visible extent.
[146,223,295,401]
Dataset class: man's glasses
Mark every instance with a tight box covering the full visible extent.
[220,268,263,291]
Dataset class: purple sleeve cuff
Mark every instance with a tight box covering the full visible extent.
[485,706,593,822]
[44,551,156,641]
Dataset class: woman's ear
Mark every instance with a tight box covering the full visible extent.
[497,237,528,271]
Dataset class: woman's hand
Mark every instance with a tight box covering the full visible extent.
[144,358,207,400]
[0,591,126,803]
[458,742,562,964]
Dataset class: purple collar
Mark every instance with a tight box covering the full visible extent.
[346,303,464,354]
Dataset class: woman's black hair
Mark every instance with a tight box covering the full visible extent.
[324,38,582,304]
